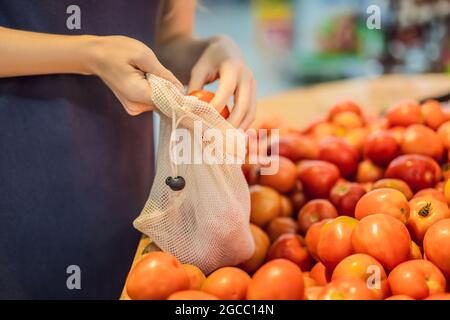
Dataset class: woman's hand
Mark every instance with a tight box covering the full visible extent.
[89,35,183,115]
[187,36,257,129]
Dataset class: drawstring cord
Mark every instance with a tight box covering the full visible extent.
[166,104,188,191]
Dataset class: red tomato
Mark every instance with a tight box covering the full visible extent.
[316,216,359,270]
[297,199,338,234]
[437,121,450,149]
[423,219,450,279]
[267,234,313,271]
[246,259,304,300]
[330,182,366,217]
[332,254,389,300]
[414,188,447,203]
[266,217,298,242]
[249,185,281,227]
[372,178,413,200]
[364,130,399,167]
[298,160,340,199]
[305,220,331,261]
[421,100,447,130]
[385,154,441,193]
[408,196,450,244]
[387,100,423,127]
[183,264,206,290]
[201,267,251,300]
[355,188,410,223]
[356,160,384,183]
[271,134,319,161]
[258,156,298,193]
[126,252,190,300]
[388,260,447,300]
[310,262,331,286]
[328,100,362,119]
[189,90,229,118]
[352,214,411,270]
[167,290,218,300]
[318,278,375,300]
[319,137,359,178]
[401,124,443,161]
[385,295,415,300]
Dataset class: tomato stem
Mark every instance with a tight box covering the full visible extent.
[418,203,432,217]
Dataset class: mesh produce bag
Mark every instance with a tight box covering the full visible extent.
[133,74,255,274]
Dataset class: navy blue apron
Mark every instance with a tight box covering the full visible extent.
[0,0,162,299]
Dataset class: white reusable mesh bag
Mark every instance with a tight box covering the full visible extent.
[133,74,255,274]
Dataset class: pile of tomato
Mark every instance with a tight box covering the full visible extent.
[126,99,450,300]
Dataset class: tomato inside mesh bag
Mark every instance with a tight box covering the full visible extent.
[133,74,255,274]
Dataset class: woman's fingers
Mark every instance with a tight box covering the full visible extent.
[228,70,252,128]
[210,60,239,112]
[239,76,257,130]
[134,48,183,92]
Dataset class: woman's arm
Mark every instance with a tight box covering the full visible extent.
[0,27,95,77]
[156,0,257,129]
[0,26,182,115]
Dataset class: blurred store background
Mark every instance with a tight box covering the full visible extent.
[195,0,450,97]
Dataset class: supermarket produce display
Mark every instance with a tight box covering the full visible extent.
[122,75,450,301]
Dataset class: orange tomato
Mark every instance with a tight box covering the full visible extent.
[401,124,443,161]
[249,185,281,227]
[167,290,218,300]
[318,278,375,300]
[305,219,331,261]
[352,214,411,270]
[189,90,229,118]
[239,224,270,273]
[310,262,330,286]
[372,178,413,200]
[388,260,447,300]
[182,264,206,290]
[247,259,305,300]
[414,188,447,203]
[126,252,190,300]
[437,121,450,149]
[332,254,389,300]
[305,286,324,300]
[410,241,422,260]
[386,100,423,127]
[279,195,294,217]
[423,219,450,279]
[201,267,251,300]
[316,216,358,270]
[385,295,415,300]
[421,100,447,130]
[258,156,298,193]
[303,273,319,288]
[407,196,450,244]
[424,293,450,300]
[355,188,410,223]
